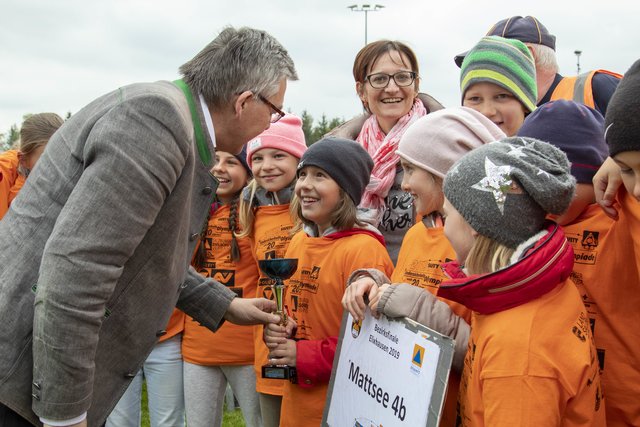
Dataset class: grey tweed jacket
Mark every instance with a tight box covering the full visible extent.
[0,81,236,426]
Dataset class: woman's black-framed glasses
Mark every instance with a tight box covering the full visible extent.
[365,71,417,89]
[258,95,286,123]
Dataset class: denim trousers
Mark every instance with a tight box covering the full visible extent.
[106,335,184,427]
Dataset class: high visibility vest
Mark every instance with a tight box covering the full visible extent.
[550,69,622,108]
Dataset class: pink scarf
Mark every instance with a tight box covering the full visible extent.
[357,99,427,216]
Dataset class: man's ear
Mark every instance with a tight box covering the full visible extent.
[234,91,254,117]
[525,44,536,62]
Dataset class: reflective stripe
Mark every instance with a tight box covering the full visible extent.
[573,72,590,104]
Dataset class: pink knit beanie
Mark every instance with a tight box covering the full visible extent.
[396,107,506,178]
[246,113,307,168]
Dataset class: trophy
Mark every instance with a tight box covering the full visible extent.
[258,258,298,382]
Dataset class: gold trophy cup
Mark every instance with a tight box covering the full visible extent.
[258,258,298,382]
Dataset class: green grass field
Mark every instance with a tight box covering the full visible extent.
[140,382,246,427]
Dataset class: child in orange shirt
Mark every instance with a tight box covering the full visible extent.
[238,113,307,427]
[437,138,604,426]
[590,59,640,427]
[182,146,261,427]
[343,107,505,425]
[0,113,63,220]
[264,137,394,427]
[516,99,640,427]
[460,36,537,136]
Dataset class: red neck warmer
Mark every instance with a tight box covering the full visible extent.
[437,224,573,315]
[324,228,386,247]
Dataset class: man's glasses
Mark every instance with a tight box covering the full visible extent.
[258,95,286,123]
[365,71,417,89]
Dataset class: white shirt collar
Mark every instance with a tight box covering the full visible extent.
[199,93,216,149]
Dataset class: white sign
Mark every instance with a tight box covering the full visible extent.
[323,309,454,427]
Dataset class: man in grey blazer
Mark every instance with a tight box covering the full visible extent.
[0,26,296,427]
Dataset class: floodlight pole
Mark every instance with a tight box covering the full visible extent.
[348,4,385,45]
[574,50,582,75]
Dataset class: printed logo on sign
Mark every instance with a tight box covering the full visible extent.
[410,343,425,376]
[351,319,362,338]
[412,344,424,368]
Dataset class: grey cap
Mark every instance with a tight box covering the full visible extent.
[443,137,575,248]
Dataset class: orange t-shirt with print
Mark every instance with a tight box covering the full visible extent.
[392,221,470,426]
[182,204,258,365]
[252,204,295,395]
[159,309,185,343]
[279,231,394,427]
[393,221,471,322]
[564,196,640,427]
[0,150,24,219]
[458,280,605,427]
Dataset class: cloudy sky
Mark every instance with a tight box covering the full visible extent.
[1,0,638,131]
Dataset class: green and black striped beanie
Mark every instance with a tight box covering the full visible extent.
[460,36,537,113]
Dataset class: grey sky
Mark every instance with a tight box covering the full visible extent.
[1,0,638,130]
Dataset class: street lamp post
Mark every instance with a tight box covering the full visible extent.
[574,50,582,75]
[348,4,385,45]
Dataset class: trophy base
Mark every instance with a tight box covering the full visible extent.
[262,365,297,383]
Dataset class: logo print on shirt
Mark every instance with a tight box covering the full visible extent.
[581,230,599,250]
[212,269,235,286]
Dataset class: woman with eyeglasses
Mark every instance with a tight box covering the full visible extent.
[330,40,443,263]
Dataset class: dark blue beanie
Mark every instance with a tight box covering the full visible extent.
[234,144,252,176]
[297,137,373,205]
[517,100,607,183]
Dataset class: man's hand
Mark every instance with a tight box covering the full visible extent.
[342,276,378,321]
[224,297,280,325]
[593,157,622,220]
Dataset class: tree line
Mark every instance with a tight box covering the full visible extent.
[1,111,346,152]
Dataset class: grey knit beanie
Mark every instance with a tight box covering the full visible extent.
[605,58,640,157]
[297,137,374,205]
[397,107,506,179]
[443,137,575,248]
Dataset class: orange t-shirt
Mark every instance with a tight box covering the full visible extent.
[182,205,258,365]
[564,197,640,426]
[392,221,471,323]
[252,204,295,395]
[279,231,394,427]
[392,221,470,426]
[458,279,605,427]
[159,309,185,343]
[0,150,23,219]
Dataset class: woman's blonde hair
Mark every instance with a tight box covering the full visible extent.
[236,179,260,238]
[19,113,64,155]
[290,188,363,234]
[465,234,516,275]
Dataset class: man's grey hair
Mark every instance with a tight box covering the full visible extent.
[179,26,298,108]
[527,43,559,74]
